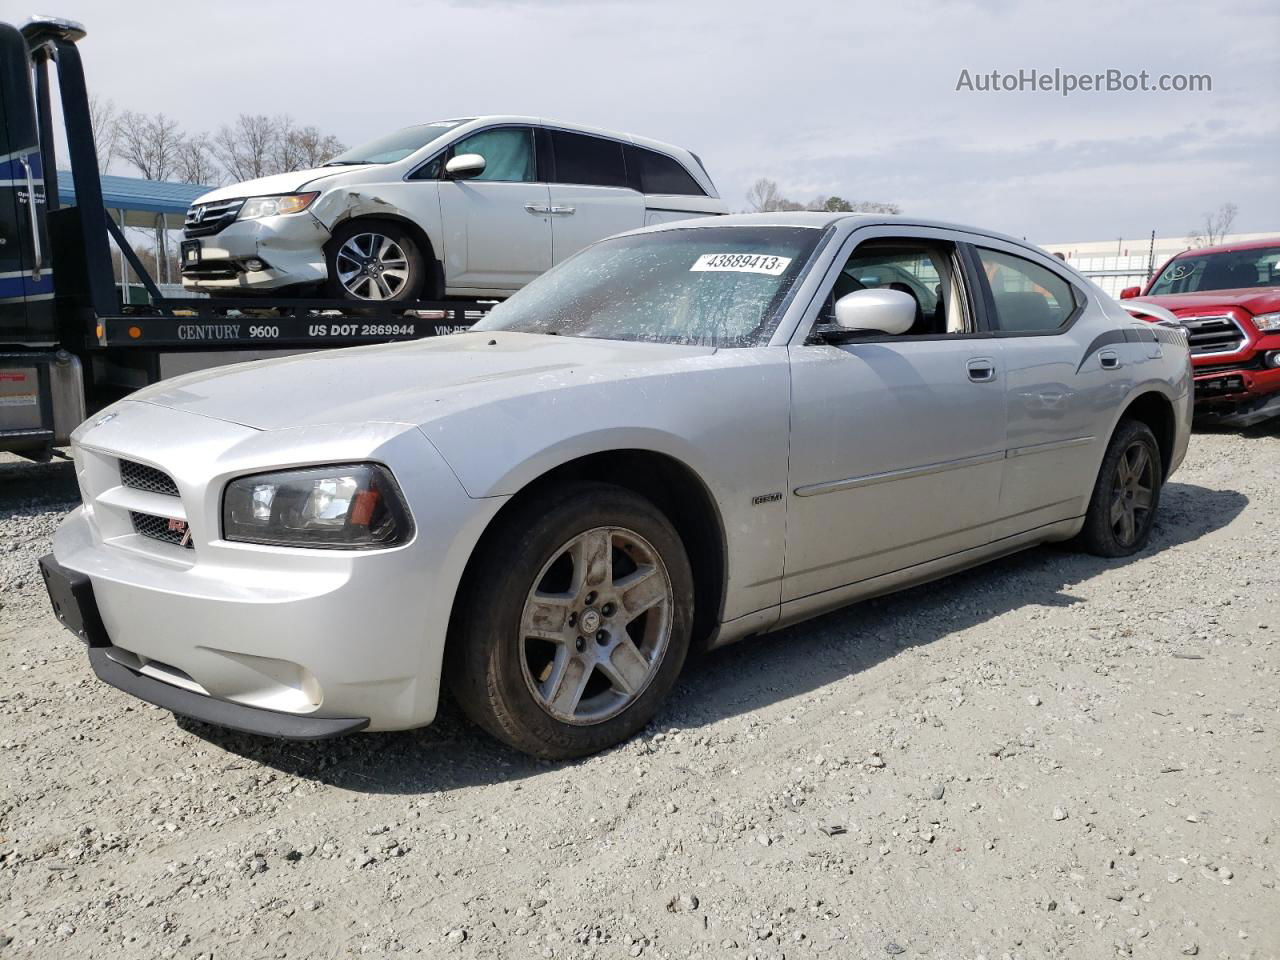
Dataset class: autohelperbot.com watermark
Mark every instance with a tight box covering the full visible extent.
[955,67,1212,96]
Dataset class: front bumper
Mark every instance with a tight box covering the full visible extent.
[1193,361,1280,413]
[46,401,507,734]
[181,213,331,293]
[40,553,368,739]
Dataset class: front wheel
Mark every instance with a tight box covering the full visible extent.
[447,483,694,759]
[325,221,424,302]
[1076,419,1163,557]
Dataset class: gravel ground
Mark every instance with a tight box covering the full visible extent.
[1,427,1277,960]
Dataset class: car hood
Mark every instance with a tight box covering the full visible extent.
[128,332,719,431]
[194,166,370,204]
[1134,287,1280,316]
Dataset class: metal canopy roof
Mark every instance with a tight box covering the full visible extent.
[56,170,210,228]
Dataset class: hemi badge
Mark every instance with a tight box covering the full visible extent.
[752,492,783,506]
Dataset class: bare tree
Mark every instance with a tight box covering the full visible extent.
[1188,202,1238,248]
[175,132,220,186]
[746,177,785,212]
[293,125,345,169]
[88,94,118,172]
[214,114,279,181]
[115,111,183,181]
[270,115,308,174]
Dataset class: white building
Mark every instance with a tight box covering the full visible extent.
[1034,231,1279,297]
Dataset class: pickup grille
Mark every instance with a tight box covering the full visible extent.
[183,198,244,238]
[1181,315,1246,357]
[130,511,194,550]
[119,459,179,497]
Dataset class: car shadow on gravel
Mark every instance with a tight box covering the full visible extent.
[178,479,1245,794]
[0,455,79,506]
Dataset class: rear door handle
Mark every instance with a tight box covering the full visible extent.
[1099,350,1121,369]
[524,203,551,215]
[549,205,576,216]
[966,357,996,383]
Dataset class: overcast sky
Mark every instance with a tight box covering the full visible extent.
[33,0,1280,242]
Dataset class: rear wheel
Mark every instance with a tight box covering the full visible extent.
[1076,419,1162,557]
[447,483,693,759]
[325,220,424,302]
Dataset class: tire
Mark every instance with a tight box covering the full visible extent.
[446,482,694,760]
[325,220,425,302]
[1076,419,1163,557]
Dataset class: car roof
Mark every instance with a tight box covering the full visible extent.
[1170,237,1280,257]
[631,211,1039,247]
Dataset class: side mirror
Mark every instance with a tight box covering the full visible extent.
[445,153,486,180]
[832,288,916,336]
[1119,286,1141,300]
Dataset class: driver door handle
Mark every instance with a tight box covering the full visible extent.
[966,357,996,383]
[524,203,551,215]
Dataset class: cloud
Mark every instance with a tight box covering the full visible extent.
[46,0,1279,238]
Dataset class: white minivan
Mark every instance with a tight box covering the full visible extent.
[179,117,727,301]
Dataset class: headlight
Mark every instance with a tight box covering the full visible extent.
[237,192,319,220]
[1251,311,1280,332]
[222,463,413,549]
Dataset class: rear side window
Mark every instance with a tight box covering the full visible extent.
[976,247,1077,332]
[627,146,705,196]
[550,131,628,188]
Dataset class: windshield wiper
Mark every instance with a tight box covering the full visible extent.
[322,161,372,167]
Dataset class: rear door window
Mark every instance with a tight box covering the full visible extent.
[976,247,1077,332]
[549,131,628,188]
[626,146,705,196]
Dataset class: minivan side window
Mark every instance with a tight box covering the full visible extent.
[446,127,535,182]
[977,247,1077,332]
[550,131,628,188]
[626,145,705,196]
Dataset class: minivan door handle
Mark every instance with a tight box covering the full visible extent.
[966,357,996,383]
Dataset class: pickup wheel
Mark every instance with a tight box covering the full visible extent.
[325,220,424,302]
[447,483,694,760]
[1077,419,1163,557]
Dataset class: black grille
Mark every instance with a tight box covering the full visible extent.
[1181,315,1246,356]
[119,459,179,496]
[183,198,245,238]
[130,511,194,549]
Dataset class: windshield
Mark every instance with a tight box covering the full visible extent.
[1148,245,1280,295]
[325,120,471,165]
[473,226,824,347]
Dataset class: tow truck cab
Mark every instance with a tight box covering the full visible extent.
[1122,239,1280,425]
[0,15,492,461]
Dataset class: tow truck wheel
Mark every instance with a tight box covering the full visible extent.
[325,221,425,303]
[1077,419,1163,558]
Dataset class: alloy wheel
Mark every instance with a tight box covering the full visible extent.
[335,233,410,300]
[518,526,674,725]
[1109,440,1155,547]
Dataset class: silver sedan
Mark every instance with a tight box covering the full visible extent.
[41,213,1193,758]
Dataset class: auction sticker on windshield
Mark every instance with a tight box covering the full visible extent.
[690,253,792,275]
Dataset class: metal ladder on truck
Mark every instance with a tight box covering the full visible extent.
[0,16,494,461]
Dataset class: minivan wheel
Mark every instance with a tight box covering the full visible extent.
[325,221,424,302]
[1077,419,1163,557]
[447,483,694,760]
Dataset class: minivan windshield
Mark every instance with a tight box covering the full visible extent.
[473,226,824,347]
[324,121,471,165]
[1148,245,1280,295]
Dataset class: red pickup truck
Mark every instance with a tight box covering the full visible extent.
[1121,238,1280,425]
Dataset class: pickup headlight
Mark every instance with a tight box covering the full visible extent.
[237,192,319,220]
[1251,311,1280,332]
[222,463,413,549]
